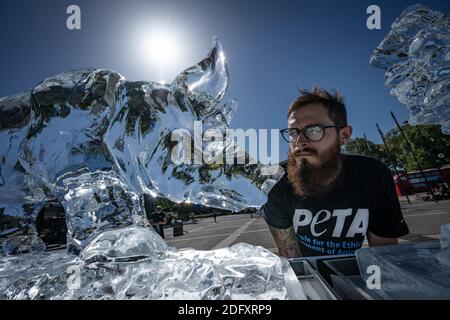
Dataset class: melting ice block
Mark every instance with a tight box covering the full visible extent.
[440,222,450,249]
[356,241,450,299]
[0,227,306,300]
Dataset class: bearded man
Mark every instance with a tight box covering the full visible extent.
[263,87,409,257]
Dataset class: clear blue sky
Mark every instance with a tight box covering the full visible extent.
[1,0,449,161]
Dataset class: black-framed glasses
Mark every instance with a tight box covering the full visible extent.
[280,124,346,143]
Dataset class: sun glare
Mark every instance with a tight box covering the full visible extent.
[146,31,180,67]
[131,20,200,82]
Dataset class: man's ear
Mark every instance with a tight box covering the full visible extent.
[339,126,352,145]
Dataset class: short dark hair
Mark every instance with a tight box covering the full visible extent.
[287,87,347,126]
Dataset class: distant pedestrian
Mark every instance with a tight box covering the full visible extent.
[150,206,167,239]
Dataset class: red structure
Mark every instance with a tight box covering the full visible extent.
[393,166,450,196]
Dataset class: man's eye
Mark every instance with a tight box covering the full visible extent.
[307,126,322,133]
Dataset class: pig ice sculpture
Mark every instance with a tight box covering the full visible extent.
[0,39,282,255]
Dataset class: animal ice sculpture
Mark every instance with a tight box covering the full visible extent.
[370,4,450,134]
[0,38,282,255]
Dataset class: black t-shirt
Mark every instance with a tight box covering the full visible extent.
[263,154,409,257]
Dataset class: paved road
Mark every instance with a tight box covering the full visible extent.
[165,214,279,253]
[399,199,450,242]
[164,200,450,254]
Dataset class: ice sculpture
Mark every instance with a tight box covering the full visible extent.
[437,223,450,268]
[370,4,450,134]
[441,222,450,248]
[0,38,283,255]
[0,226,305,300]
[356,238,450,299]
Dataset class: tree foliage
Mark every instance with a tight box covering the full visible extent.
[344,125,450,172]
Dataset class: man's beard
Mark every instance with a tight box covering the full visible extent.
[287,139,342,199]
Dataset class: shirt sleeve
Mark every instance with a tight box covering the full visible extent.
[262,176,292,229]
[368,163,410,238]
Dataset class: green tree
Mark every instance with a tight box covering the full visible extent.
[343,137,390,164]
[155,197,177,211]
[344,124,450,172]
[384,124,450,172]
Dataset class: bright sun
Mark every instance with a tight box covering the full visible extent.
[146,31,180,67]
[132,22,195,81]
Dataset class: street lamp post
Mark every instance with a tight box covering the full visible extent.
[376,123,411,204]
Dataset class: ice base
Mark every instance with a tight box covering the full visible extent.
[356,241,450,299]
[0,226,306,300]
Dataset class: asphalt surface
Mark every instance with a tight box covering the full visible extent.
[164,199,450,254]
[165,213,278,253]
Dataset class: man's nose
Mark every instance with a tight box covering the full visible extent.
[293,131,310,149]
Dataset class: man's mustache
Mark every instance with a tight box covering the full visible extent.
[292,148,317,156]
